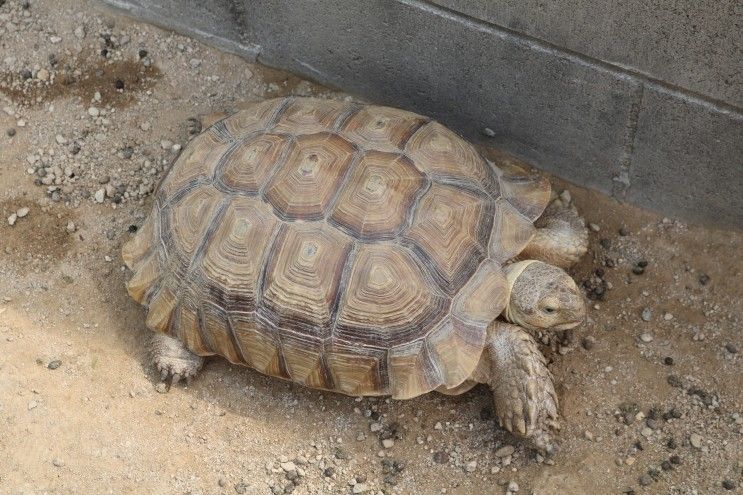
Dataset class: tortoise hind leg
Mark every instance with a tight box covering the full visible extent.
[486,322,559,454]
[519,195,588,269]
[148,332,204,385]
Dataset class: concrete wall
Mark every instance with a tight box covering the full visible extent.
[104,0,743,227]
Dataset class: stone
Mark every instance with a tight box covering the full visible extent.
[37,69,50,81]
[94,189,105,203]
[381,439,394,449]
[641,308,652,322]
[689,433,703,449]
[640,332,653,343]
[494,445,515,457]
[16,207,29,218]
[465,460,477,473]
[88,107,100,117]
[7,213,17,226]
[352,484,369,494]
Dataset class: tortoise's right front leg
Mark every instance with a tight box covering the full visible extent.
[486,322,559,454]
[148,332,204,385]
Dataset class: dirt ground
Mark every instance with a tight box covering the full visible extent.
[0,1,741,494]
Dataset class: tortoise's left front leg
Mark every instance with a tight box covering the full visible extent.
[485,322,559,454]
[520,195,588,269]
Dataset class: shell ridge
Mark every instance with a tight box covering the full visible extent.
[324,148,366,220]
[264,96,296,132]
[329,241,358,339]
[257,134,299,199]
[331,103,362,131]
[254,221,286,310]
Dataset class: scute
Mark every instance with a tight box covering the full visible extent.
[260,222,353,337]
[406,121,498,195]
[329,151,425,240]
[340,105,427,152]
[264,133,357,220]
[199,197,278,313]
[404,182,491,294]
[217,134,291,194]
[334,243,449,348]
[124,96,551,399]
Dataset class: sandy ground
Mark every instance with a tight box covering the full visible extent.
[0,1,741,494]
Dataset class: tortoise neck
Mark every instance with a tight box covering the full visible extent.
[503,260,538,324]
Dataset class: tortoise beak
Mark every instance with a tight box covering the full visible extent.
[552,319,584,331]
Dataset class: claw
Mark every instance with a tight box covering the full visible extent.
[171,373,182,386]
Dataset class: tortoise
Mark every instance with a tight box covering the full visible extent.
[123,96,588,451]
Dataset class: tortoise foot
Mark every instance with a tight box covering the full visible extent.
[148,332,204,387]
[488,322,560,454]
[520,193,588,269]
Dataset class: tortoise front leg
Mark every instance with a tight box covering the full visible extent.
[148,332,204,385]
[519,195,588,269]
[486,322,559,454]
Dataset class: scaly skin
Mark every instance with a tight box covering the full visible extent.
[520,197,588,269]
[148,332,204,385]
[487,322,559,454]
[504,261,586,332]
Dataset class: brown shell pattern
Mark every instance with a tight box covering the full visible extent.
[122,97,550,399]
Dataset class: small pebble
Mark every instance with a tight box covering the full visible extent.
[589,223,600,232]
[507,481,519,493]
[725,343,738,354]
[639,475,653,486]
[619,226,629,236]
[381,439,394,449]
[640,333,653,343]
[641,308,652,321]
[481,127,496,137]
[16,207,29,218]
[689,433,703,449]
[494,445,515,457]
[722,480,736,490]
[698,274,710,285]
[47,360,62,370]
[7,213,17,226]
[52,458,64,467]
[87,107,100,117]
[581,336,596,350]
[663,356,674,366]
[154,382,168,394]
[6,128,15,137]
[352,484,369,494]
[465,460,477,473]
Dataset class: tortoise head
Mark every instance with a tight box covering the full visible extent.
[503,260,585,331]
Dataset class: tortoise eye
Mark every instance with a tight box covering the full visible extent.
[544,307,555,314]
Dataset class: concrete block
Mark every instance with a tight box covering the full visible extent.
[430,0,743,108]
[629,88,743,227]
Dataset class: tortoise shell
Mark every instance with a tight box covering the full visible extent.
[122,97,550,399]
